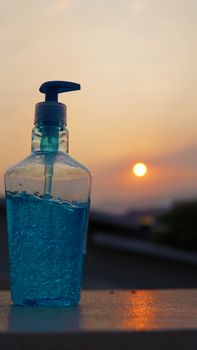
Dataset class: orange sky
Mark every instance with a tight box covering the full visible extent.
[1,0,197,212]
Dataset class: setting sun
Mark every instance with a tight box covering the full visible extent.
[133,163,147,177]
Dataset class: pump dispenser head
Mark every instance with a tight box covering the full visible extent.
[35,81,81,126]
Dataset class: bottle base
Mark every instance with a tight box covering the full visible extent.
[12,296,80,307]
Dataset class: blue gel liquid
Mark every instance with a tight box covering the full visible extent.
[6,192,89,306]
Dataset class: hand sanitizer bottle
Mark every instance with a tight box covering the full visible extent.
[5,81,91,306]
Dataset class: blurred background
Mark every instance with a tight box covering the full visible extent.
[0,0,197,290]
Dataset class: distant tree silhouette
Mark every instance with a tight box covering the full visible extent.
[154,200,197,251]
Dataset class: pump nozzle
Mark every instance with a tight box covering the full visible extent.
[40,81,81,102]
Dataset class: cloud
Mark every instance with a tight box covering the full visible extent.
[150,144,197,168]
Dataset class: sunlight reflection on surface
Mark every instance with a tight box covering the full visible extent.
[121,291,156,330]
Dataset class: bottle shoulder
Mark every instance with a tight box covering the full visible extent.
[5,154,33,175]
[55,152,91,174]
[5,152,91,178]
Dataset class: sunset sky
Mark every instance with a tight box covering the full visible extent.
[1,0,197,213]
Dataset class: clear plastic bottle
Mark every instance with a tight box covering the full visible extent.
[4,81,91,306]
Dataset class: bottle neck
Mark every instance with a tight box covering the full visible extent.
[31,124,69,153]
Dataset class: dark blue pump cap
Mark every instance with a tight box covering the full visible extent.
[35,80,81,126]
[40,81,81,102]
